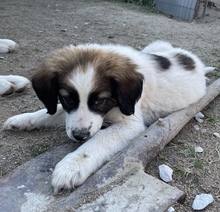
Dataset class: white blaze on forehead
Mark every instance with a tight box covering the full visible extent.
[67,66,95,103]
[65,66,104,140]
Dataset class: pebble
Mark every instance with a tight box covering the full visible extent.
[158,164,173,182]
[195,112,204,123]
[195,146,204,153]
[213,132,220,138]
[194,125,200,131]
[192,193,214,210]
[201,129,207,134]
[157,118,166,127]
[167,206,175,212]
[17,185,26,189]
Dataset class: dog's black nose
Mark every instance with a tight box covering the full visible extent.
[72,130,90,142]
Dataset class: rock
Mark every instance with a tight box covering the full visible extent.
[213,132,220,138]
[192,193,214,210]
[195,112,204,123]
[201,129,207,134]
[194,125,200,131]
[159,164,173,182]
[195,146,204,153]
[195,112,204,119]
[167,206,175,212]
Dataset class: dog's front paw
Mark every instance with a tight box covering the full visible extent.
[0,75,30,95]
[52,151,97,194]
[3,113,37,130]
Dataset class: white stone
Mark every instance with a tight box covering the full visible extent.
[195,112,204,119]
[195,146,204,153]
[17,185,26,189]
[194,125,200,131]
[167,206,175,212]
[195,117,204,123]
[159,164,173,182]
[192,193,214,210]
[201,129,207,134]
[195,112,204,123]
[213,132,220,138]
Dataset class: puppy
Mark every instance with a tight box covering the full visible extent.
[3,40,210,193]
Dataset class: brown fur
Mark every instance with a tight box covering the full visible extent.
[32,46,144,115]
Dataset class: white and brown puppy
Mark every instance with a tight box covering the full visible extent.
[3,40,210,193]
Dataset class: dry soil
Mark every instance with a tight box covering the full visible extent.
[0,0,220,211]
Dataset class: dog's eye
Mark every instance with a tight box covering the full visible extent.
[59,95,78,111]
[94,99,106,106]
[62,96,74,105]
[61,96,75,106]
[89,96,117,115]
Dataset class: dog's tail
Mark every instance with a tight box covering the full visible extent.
[142,40,173,54]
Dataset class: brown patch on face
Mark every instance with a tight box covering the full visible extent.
[32,46,144,116]
[90,50,144,115]
[31,46,97,114]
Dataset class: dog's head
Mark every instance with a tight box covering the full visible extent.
[32,45,143,141]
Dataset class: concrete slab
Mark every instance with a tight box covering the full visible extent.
[77,170,184,212]
[0,141,185,212]
[0,143,78,212]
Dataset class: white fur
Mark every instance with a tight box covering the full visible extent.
[4,104,65,130]
[0,39,17,53]
[0,75,30,95]
[0,39,30,95]
[142,40,173,53]
[3,40,210,193]
[65,66,103,140]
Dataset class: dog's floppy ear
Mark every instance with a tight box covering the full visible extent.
[32,47,77,115]
[32,65,59,115]
[109,60,144,116]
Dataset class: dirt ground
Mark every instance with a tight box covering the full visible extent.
[0,0,219,211]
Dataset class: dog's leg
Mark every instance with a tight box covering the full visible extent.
[0,75,30,95]
[0,39,17,53]
[52,113,145,194]
[3,104,65,130]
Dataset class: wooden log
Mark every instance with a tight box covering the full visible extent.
[54,78,220,210]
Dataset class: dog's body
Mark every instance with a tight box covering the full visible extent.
[3,41,210,193]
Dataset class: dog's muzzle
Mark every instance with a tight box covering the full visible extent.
[72,128,90,142]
